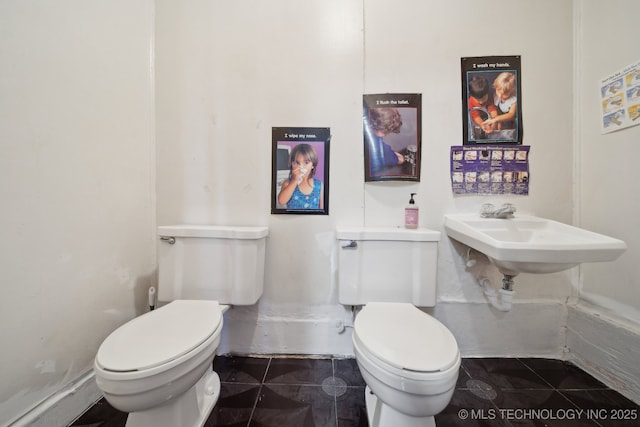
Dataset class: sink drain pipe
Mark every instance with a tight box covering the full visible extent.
[478,275,515,311]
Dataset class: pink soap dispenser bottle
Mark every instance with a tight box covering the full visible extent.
[404,193,419,229]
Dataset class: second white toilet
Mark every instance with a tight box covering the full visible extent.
[336,227,460,427]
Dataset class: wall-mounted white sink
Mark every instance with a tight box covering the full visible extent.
[444,214,627,275]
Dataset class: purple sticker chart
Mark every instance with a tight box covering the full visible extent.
[451,145,530,195]
[363,93,422,182]
[600,58,640,133]
[461,56,523,145]
[271,127,330,215]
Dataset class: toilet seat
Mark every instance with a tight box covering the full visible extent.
[96,300,222,376]
[354,302,458,374]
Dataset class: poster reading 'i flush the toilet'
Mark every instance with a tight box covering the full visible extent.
[461,55,523,145]
[363,93,422,182]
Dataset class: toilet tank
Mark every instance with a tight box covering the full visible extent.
[336,227,440,306]
[157,225,268,305]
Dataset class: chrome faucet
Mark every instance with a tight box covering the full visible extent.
[480,203,516,219]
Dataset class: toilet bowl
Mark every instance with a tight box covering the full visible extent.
[336,227,458,426]
[94,300,225,427]
[353,302,460,427]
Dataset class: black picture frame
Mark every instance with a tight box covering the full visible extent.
[461,55,523,145]
[363,93,422,182]
[271,127,330,215]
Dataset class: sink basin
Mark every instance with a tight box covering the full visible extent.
[444,214,627,275]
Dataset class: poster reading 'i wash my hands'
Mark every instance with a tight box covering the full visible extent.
[461,55,523,145]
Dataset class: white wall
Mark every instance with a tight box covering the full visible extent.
[156,0,575,358]
[0,1,155,425]
[3,1,638,424]
[575,0,640,324]
[568,0,640,403]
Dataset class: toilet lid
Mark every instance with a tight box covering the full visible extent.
[96,300,222,372]
[354,302,459,372]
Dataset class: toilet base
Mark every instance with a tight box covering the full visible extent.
[124,366,221,427]
[365,386,435,427]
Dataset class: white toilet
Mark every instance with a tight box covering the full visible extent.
[94,225,268,427]
[336,227,460,427]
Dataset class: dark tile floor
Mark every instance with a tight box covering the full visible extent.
[70,356,639,427]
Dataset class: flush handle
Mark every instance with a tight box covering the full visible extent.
[160,236,176,245]
[341,240,358,249]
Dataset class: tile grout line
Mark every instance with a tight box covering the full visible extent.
[505,358,615,427]
[516,357,557,389]
[332,358,339,427]
[517,356,614,417]
[261,357,273,384]
[245,356,272,426]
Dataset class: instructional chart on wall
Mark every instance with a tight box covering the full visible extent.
[600,58,640,134]
[450,145,530,195]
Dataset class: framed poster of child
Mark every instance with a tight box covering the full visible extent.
[271,127,330,215]
[363,93,421,182]
[461,55,523,145]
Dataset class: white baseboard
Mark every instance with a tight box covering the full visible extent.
[7,371,101,427]
[219,307,355,356]
[218,300,569,359]
[433,301,568,358]
[567,303,640,404]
